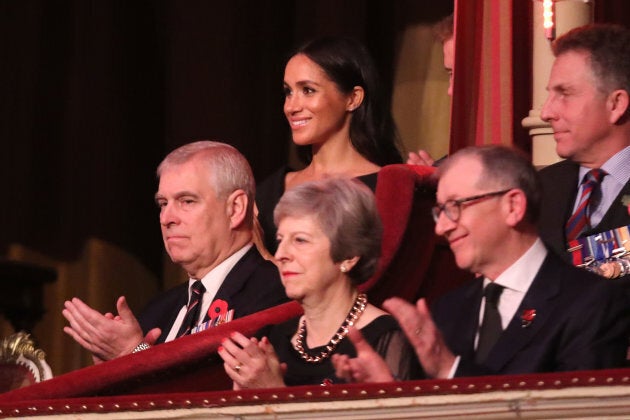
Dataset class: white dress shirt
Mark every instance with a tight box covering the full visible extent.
[448,239,548,377]
[164,243,253,342]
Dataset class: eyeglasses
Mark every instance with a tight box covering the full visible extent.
[432,189,513,223]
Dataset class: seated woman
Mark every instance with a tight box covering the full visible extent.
[256,36,403,255]
[219,178,414,387]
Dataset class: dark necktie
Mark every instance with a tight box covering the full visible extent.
[565,168,607,242]
[176,280,206,338]
[475,282,504,364]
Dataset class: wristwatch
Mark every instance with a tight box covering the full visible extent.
[132,342,151,354]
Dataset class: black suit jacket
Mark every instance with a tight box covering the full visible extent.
[539,160,630,262]
[431,252,630,377]
[137,247,288,344]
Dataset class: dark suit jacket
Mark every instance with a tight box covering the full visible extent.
[539,159,630,262]
[431,252,630,377]
[137,247,288,344]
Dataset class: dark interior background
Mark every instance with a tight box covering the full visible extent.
[1,1,627,288]
[0,1,453,285]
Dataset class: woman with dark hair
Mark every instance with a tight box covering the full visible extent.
[219,178,414,387]
[256,37,403,254]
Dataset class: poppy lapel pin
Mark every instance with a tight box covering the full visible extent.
[208,299,229,326]
[520,309,536,328]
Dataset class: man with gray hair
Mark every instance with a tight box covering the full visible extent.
[63,141,287,362]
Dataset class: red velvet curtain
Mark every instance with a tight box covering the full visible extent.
[450,0,532,153]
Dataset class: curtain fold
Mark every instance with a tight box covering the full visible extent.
[451,0,514,151]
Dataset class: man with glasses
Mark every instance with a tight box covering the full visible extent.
[333,146,630,381]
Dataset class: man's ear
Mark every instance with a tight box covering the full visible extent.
[226,189,248,229]
[503,189,527,227]
[608,89,629,124]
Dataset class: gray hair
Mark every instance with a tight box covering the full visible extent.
[157,140,255,226]
[438,146,542,224]
[274,177,382,285]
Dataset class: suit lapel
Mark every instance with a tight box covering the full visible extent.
[201,246,259,322]
[586,180,630,234]
[483,255,561,372]
[461,283,484,359]
[438,279,483,359]
[555,163,580,224]
[540,161,580,260]
[157,282,190,344]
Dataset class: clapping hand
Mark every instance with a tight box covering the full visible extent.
[218,332,286,389]
[331,327,395,383]
[63,296,160,363]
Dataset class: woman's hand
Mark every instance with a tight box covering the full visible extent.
[218,332,286,389]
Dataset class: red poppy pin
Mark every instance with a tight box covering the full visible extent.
[520,309,536,328]
[208,299,229,325]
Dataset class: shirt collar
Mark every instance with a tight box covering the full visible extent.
[189,243,253,291]
[579,145,630,187]
[486,238,547,293]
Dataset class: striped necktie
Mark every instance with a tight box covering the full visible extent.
[176,280,205,338]
[565,169,607,242]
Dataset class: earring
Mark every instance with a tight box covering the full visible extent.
[340,265,347,273]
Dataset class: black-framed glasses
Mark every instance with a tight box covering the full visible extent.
[431,189,513,223]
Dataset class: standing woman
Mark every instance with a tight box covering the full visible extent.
[256,37,403,254]
[219,178,414,387]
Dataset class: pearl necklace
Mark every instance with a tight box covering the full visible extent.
[293,293,367,364]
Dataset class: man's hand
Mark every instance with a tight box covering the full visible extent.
[63,296,150,362]
[407,150,436,166]
[383,297,455,379]
[331,327,394,383]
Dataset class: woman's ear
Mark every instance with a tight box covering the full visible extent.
[340,256,360,273]
[347,86,365,112]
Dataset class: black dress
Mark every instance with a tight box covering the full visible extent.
[256,166,379,255]
[258,314,416,386]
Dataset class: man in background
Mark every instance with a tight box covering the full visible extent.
[407,13,453,166]
[538,24,630,267]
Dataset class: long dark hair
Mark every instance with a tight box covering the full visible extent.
[290,37,402,166]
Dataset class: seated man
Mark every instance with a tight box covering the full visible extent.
[63,141,288,362]
[334,146,630,381]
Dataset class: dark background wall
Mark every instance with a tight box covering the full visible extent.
[0,1,453,284]
[2,1,628,287]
